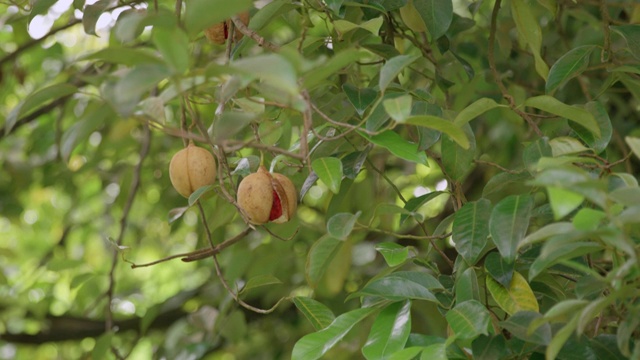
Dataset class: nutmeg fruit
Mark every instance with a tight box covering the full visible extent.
[169,143,217,198]
[237,166,297,225]
[204,11,250,45]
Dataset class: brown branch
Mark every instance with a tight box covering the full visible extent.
[231,16,280,52]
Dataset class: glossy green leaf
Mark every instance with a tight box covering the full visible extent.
[482,172,532,198]
[524,95,600,137]
[455,267,480,304]
[388,347,424,360]
[452,199,491,265]
[547,186,584,220]
[592,334,628,360]
[184,0,253,36]
[419,344,447,360]
[626,136,640,160]
[241,274,282,293]
[500,311,551,346]
[362,301,412,360]
[572,208,606,231]
[152,26,189,74]
[83,0,113,35]
[375,242,410,267]
[611,24,640,60]
[312,157,344,194]
[188,185,214,206]
[571,101,612,154]
[291,307,377,360]
[484,251,514,288]
[306,235,343,288]
[384,95,412,122]
[400,191,445,225]
[546,45,597,93]
[445,300,490,340]
[293,297,336,331]
[523,137,553,171]
[233,54,299,96]
[342,84,378,117]
[549,136,590,156]
[453,98,504,127]
[379,55,421,94]
[441,123,476,181]
[401,115,469,149]
[486,271,539,315]
[529,240,602,280]
[489,194,533,263]
[510,0,549,79]
[327,211,361,240]
[6,83,77,135]
[413,0,453,40]
[350,271,443,302]
[359,131,428,165]
[471,335,509,360]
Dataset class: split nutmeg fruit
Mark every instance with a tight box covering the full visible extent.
[237,166,297,225]
[169,143,217,198]
[204,11,250,45]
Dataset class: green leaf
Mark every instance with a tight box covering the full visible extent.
[453,98,504,127]
[30,0,57,21]
[572,208,606,231]
[455,267,480,304]
[445,300,490,340]
[510,0,549,79]
[188,185,214,206]
[592,334,628,360]
[625,136,640,160]
[61,102,115,162]
[471,335,509,360]
[92,331,114,360]
[441,123,476,181]
[112,64,172,114]
[484,251,514,287]
[523,137,553,171]
[400,191,445,225]
[524,95,601,137]
[500,311,551,346]
[362,301,412,360]
[83,0,114,35]
[342,149,371,179]
[388,347,424,360]
[452,199,492,265]
[304,49,368,89]
[547,186,584,220]
[306,235,343,288]
[184,0,253,36]
[213,111,256,142]
[402,115,470,149]
[291,307,377,360]
[482,172,532,198]
[419,344,447,360]
[6,83,77,135]
[611,24,640,60]
[233,54,299,96]
[379,55,421,94]
[342,84,378,117]
[413,0,453,40]
[375,242,410,267]
[486,272,539,316]
[152,26,189,74]
[312,157,344,194]
[529,240,602,280]
[350,271,443,302]
[546,45,597,93]
[293,297,336,331]
[546,315,579,360]
[384,95,413,122]
[327,212,361,240]
[359,131,428,165]
[489,194,533,263]
[572,101,612,154]
[241,274,282,293]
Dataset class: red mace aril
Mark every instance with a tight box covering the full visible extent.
[237,166,297,225]
[204,11,250,45]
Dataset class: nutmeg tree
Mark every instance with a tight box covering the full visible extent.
[1,1,640,359]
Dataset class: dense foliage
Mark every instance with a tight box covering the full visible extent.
[1,0,640,359]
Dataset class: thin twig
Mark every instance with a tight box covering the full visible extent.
[231,16,280,51]
[105,124,151,332]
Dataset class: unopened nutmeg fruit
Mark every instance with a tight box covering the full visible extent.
[237,166,297,225]
[169,143,217,198]
[204,11,250,45]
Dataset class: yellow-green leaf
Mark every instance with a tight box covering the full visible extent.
[486,271,539,315]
